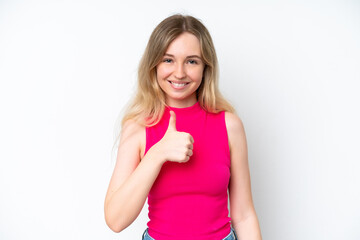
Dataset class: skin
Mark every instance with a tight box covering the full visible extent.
[156,32,205,108]
[226,112,262,239]
[104,32,262,239]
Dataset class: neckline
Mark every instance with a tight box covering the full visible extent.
[165,101,201,114]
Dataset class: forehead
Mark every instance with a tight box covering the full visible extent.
[165,32,201,56]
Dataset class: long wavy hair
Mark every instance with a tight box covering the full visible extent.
[112,14,235,152]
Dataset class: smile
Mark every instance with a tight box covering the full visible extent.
[168,81,189,88]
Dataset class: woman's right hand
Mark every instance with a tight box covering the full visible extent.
[105,111,193,232]
[152,111,194,163]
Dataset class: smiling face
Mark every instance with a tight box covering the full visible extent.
[156,32,205,108]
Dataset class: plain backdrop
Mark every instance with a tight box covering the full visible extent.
[0,0,359,239]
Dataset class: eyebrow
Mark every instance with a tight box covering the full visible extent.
[164,53,202,60]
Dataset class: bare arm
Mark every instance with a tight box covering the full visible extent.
[225,112,262,240]
[104,111,193,232]
[104,119,161,232]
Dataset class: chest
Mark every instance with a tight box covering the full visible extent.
[146,111,231,199]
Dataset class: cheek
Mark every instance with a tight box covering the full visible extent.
[156,65,172,79]
[156,66,169,90]
[189,68,204,82]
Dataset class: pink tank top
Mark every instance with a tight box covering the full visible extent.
[145,102,231,240]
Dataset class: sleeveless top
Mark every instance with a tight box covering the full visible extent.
[145,102,231,240]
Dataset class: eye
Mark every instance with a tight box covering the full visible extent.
[187,59,198,65]
[163,58,173,63]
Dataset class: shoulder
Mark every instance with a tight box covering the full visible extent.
[120,119,146,156]
[224,112,245,134]
[121,119,145,139]
[224,112,247,148]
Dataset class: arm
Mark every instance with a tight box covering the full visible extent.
[104,112,193,232]
[104,120,162,232]
[225,112,262,240]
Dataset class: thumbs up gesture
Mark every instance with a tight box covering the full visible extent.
[154,111,194,163]
[167,110,178,132]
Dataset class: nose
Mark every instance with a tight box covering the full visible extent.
[174,63,186,79]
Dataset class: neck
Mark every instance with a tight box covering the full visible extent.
[165,96,197,108]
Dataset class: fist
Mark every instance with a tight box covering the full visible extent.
[157,111,194,163]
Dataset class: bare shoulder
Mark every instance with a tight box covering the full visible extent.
[119,119,146,158]
[121,119,144,138]
[224,112,247,150]
[224,112,245,135]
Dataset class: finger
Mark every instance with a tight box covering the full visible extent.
[190,135,194,144]
[167,111,177,131]
[187,149,193,157]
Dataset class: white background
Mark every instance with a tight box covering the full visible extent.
[0,0,359,239]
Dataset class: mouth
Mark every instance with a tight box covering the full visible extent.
[168,81,189,88]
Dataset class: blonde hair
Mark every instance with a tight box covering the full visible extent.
[112,14,235,154]
[123,14,234,125]
[113,14,235,156]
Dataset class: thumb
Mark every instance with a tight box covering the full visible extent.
[167,111,177,131]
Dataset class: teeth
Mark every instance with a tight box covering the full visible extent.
[171,81,187,87]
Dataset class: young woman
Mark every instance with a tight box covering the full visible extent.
[104,14,262,240]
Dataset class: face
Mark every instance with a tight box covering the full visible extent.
[156,32,205,108]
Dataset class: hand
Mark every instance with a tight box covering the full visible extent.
[154,111,194,163]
